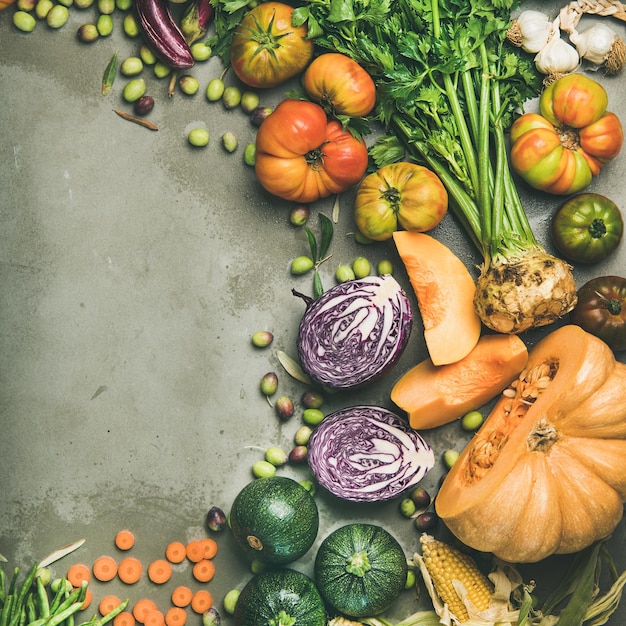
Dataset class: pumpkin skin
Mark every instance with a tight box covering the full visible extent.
[435,324,626,563]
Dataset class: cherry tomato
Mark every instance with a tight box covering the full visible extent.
[254,99,369,203]
[510,74,623,195]
[230,2,314,89]
[551,193,623,264]
[353,162,448,241]
[302,53,376,117]
[570,276,626,351]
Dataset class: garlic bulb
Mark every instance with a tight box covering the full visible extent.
[507,10,553,53]
[534,31,580,77]
[571,22,626,74]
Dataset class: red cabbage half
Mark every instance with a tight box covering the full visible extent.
[307,405,435,502]
[295,275,412,389]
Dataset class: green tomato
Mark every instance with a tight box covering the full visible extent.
[551,193,623,264]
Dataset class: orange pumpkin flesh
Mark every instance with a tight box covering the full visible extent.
[391,334,528,430]
[393,231,481,365]
[435,325,626,563]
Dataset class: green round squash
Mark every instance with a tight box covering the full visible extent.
[229,476,319,564]
[314,522,408,617]
[233,568,326,626]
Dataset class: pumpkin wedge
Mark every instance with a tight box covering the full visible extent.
[393,231,481,365]
[436,325,626,563]
[391,334,528,429]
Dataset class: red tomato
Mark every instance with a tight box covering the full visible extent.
[302,53,377,117]
[254,99,369,203]
[230,2,314,89]
[509,74,623,196]
[353,162,448,241]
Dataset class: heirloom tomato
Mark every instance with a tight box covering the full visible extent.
[551,193,623,264]
[570,276,626,351]
[353,162,448,241]
[510,74,623,195]
[230,2,314,89]
[302,53,376,117]
[254,99,369,203]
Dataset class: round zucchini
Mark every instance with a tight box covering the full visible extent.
[233,568,326,626]
[314,522,408,617]
[229,476,319,564]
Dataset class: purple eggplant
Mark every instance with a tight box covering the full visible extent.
[181,0,214,45]
[135,0,194,69]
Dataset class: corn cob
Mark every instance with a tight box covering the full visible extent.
[419,534,494,623]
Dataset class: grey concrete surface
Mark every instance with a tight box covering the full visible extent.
[1,3,626,623]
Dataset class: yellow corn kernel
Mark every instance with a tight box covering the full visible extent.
[419,534,494,623]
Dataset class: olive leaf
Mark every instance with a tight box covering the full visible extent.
[304,213,334,299]
[102,51,119,96]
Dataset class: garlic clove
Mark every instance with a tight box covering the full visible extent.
[534,33,580,77]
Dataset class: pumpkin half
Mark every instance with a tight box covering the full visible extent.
[436,324,626,563]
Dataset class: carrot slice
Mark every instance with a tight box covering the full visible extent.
[115,530,136,551]
[118,557,143,584]
[114,612,136,626]
[147,559,172,585]
[164,608,186,626]
[93,556,118,582]
[192,560,215,583]
[185,541,204,563]
[143,610,165,626]
[67,564,91,587]
[99,595,122,616]
[198,538,218,560]
[80,588,93,610]
[171,586,193,608]
[190,591,212,614]
[165,542,186,564]
[132,599,158,623]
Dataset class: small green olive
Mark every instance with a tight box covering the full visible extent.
[191,42,212,61]
[222,86,242,110]
[139,44,157,65]
[97,0,115,13]
[221,131,238,153]
[57,0,73,7]
[301,390,323,409]
[122,13,139,36]
[275,396,294,421]
[260,372,278,396]
[115,0,132,9]
[377,259,394,275]
[13,10,36,31]
[179,74,199,95]
[17,0,36,11]
[302,408,325,426]
[74,0,94,8]
[251,330,273,348]
[206,78,225,102]
[120,56,144,76]
[399,497,416,518]
[153,61,171,78]
[290,255,314,275]
[352,256,371,278]
[243,143,256,167]
[442,449,459,469]
[405,569,416,590]
[35,568,51,586]
[299,479,316,495]
[293,425,312,446]
[251,460,276,478]
[222,589,240,615]
[95,13,113,35]
[77,23,99,42]
[240,90,260,114]
[265,446,288,467]
[335,264,356,283]
[188,128,209,147]
[34,0,53,19]
[289,205,309,227]
[46,5,69,28]
[461,410,484,432]
[122,78,146,103]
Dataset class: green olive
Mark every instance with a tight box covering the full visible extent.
[97,0,115,13]
[399,497,416,518]
[461,410,484,432]
[442,449,459,469]
[335,264,356,283]
[122,78,146,103]
[13,10,36,31]
[179,75,199,95]
[243,143,256,167]
[222,589,240,615]
[251,460,276,478]
[352,256,371,278]
[301,390,323,409]
[120,56,144,76]
[240,90,260,114]
[34,0,53,19]
[17,0,36,11]
[77,23,99,42]
[188,128,209,147]
[96,13,113,35]
[122,13,139,36]
[74,0,94,8]
[153,61,171,78]
[290,256,314,275]
[222,86,242,109]
[139,44,157,65]
[377,259,394,275]
[251,330,273,347]
[275,396,295,420]
[191,42,212,61]
[405,569,416,590]
[206,78,225,102]
[265,446,288,467]
[289,205,309,227]
[46,5,69,28]
[302,408,325,426]
[293,425,312,446]
[260,372,278,396]
[57,0,73,8]
[115,0,132,9]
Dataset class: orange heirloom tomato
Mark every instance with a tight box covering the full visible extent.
[255,99,369,203]
[302,53,377,117]
[230,2,314,89]
[509,74,623,196]
[353,162,448,241]
[1,0,17,10]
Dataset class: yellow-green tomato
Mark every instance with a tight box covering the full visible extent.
[353,162,448,241]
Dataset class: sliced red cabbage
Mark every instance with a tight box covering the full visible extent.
[307,405,435,502]
[296,275,412,389]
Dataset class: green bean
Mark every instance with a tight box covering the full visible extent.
[35,580,48,620]
[10,565,38,626]
[1,567,6,605]
[8,570,18,597]
[97,599,128,626]
[25,596,36,624]
[1,596,14,626]
[46,601,83,626]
